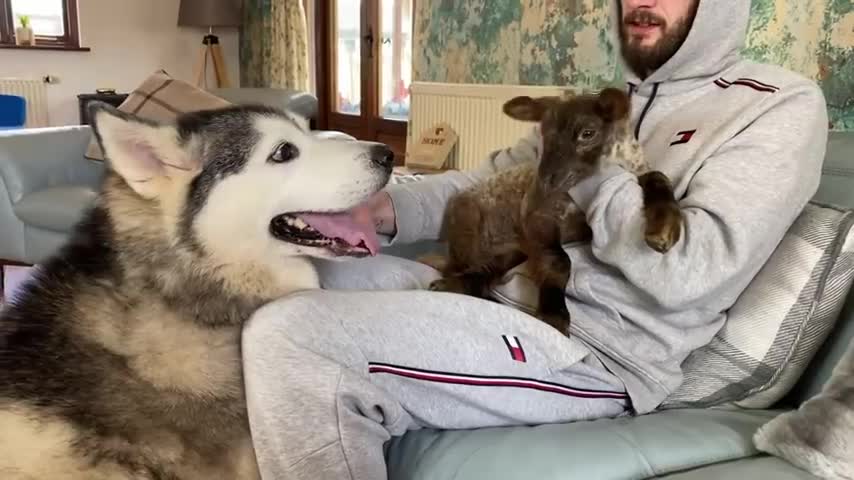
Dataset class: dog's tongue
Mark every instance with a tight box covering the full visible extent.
[296,204,380,256]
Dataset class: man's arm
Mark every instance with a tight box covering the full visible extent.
[567,84,829,310]
[378,125,542,244]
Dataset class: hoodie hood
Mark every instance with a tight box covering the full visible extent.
[610,0,751,95]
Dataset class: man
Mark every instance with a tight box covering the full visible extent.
[241,0,829,478]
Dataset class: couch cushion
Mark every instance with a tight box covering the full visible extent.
[386,408,780,480]
[13,186,96,232]
[659,202,854,410]
[813,132,854,209]
[657,456,820,479]
[211,87,317,119]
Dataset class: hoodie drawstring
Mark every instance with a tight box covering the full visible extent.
[634,82,660,140]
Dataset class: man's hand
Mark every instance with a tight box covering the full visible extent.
[362,191,396,236]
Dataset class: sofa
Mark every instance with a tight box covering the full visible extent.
[0,102,852,477]
[0,87,316,267]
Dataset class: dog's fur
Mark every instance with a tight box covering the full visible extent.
[0,103,394,479]
[426,88,683,331]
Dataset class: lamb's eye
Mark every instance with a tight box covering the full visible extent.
[269,142,299,163]
[579,129,597,140]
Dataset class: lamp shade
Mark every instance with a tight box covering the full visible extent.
[178,0,241,28]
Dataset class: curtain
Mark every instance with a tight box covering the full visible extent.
[240,0,310,91]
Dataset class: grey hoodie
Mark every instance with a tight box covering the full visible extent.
[385,0,829,414]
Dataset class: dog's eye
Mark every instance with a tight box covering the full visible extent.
[269,142,299,163]
[579,129,597,140]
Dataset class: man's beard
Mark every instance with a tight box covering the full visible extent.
[618,3,699,79]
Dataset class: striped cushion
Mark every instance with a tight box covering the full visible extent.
[84,70,231,161]
[660,201,854,409]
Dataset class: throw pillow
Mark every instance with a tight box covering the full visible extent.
[661,201,854,409]
[488,201,854,410]
[84,70,232,161]
[753,336,854,480]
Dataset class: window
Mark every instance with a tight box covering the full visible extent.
[315,0,414,163]
[0,0,83,50]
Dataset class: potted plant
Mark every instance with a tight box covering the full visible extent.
[15,14,34,46]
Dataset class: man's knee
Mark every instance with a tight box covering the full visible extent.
[241,292,363,368]
[314,254,441,290]
[242,294,321,357]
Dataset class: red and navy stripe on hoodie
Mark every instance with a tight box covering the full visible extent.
[714,77,779,93]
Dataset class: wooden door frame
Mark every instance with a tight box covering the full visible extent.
[314,0,409,163]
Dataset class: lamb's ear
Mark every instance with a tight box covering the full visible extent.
[89,103,200,199]
[595,88,630,122]
[502,95,560,122]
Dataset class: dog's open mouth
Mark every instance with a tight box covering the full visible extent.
[270,205,380,257]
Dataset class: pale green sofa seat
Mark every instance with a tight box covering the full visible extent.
[381,131,853,480]
[387,408,787,479]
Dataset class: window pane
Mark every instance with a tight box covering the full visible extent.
[11,0,65,37]
[379,0,412,120]
[335,0,361,115]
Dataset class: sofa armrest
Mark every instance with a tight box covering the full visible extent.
[0,125,103,205]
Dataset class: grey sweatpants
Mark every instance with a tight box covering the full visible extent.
[241,255,628,480]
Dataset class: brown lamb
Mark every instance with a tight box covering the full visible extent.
[425,88,683,332]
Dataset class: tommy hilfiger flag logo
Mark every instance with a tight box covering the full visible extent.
[502,335,527,362]
[670,129,697,146]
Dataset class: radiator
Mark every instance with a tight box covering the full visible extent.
[406,82,580,170]
[0,77,49,128]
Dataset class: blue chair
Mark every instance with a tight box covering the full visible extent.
[0,94,27,129]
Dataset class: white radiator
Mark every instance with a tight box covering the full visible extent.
[0,77,49,127]
[406,82,580,170]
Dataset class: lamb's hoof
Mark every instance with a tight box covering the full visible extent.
[429,278,454,292]
[535,310,571,334]
[644,205,683,253]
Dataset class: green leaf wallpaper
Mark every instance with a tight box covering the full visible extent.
[413,0,853,130]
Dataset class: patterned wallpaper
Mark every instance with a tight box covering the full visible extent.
[413,0,853,130]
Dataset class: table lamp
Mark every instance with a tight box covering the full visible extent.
[178,0,241,89]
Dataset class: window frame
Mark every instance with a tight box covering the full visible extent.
[0,0,87,51]
[314,0,413,163]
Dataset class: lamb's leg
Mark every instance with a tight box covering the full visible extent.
[429,248,525,299]
[638,171,683,253]
[529,247,572,333]
[521,213,572,333]
[616,140,683,253]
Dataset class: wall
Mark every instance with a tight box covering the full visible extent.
[0,0,240,127]
[413,0,853,130]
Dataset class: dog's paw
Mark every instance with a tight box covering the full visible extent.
[644,204,683,253]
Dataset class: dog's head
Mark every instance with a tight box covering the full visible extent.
[503,88,633,194]
[90,103,394,269]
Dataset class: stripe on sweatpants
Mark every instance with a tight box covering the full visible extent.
[367,362,628,399]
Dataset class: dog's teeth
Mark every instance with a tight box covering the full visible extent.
[294,218,308,229]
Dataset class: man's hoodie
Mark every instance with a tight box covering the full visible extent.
[385,0,829,413]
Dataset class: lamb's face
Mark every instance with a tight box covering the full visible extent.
[502,88,632,196]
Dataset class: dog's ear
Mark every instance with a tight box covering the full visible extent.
[90,103,200,199]
[502,96,560,122]
[595,88,630,122]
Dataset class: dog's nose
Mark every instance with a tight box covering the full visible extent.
[370,145,395,170]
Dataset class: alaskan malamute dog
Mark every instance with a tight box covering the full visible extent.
[0,102,394,479]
